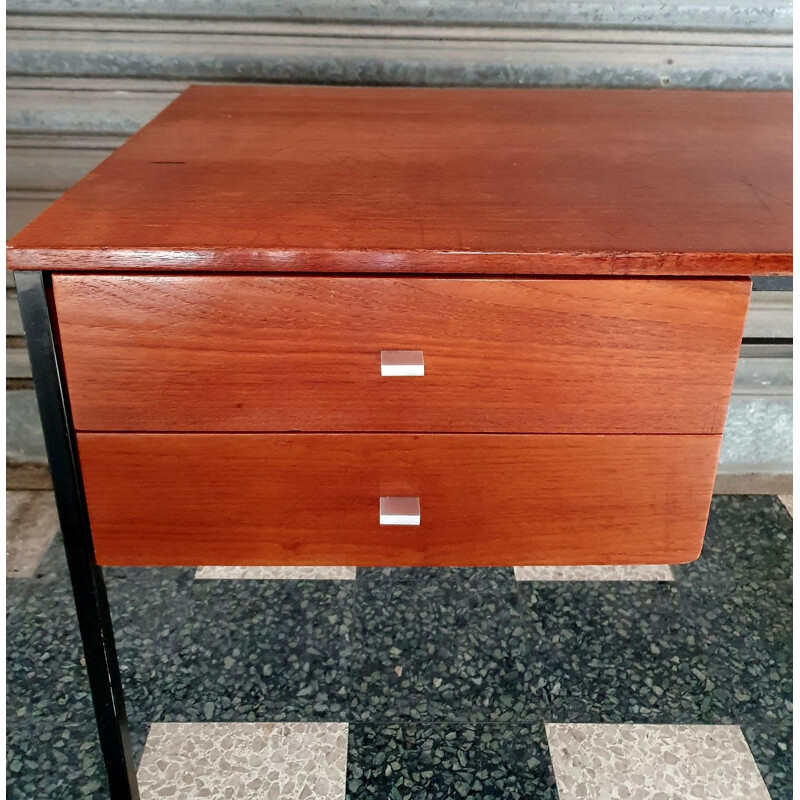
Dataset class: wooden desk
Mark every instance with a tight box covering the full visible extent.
[8,86,791,798]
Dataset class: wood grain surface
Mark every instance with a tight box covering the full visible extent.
[78,432,721,567]
[53,275,750,434]
[8,86,791,275]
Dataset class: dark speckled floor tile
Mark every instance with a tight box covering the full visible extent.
[7,721,107,800]
[520,582,714,724]
[684,580,792,725]
[6,577,30,621]
[7,565,98,730]
[6,605,107,800]
[347,723,557,799]
[673,496,793,585]
[357,567,516,589]
[350,575,543,723]
[743,723,793,800]
[105,565,197,734]
[6,536,194,799]
[154,579,353,723]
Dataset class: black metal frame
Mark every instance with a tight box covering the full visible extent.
[14,271,140,800]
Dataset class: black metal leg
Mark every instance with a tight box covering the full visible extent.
[15,272,140,800]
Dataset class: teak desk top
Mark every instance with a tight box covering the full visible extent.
[7,85,792,276]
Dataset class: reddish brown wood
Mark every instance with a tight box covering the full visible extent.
[8,86,791,276]
[78,432,721,567]
[53,275,750,435]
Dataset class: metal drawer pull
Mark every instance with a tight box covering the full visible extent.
[380,350,424,377]
[379,496,421,526]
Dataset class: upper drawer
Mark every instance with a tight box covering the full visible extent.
[52,275,749,434]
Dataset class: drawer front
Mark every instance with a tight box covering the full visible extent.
[79,433,720,567]
[54,275,749,434]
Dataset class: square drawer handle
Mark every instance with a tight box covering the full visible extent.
[379,496,421,526]
[380,350,424,377]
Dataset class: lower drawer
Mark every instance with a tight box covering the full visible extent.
[78,433,720,567]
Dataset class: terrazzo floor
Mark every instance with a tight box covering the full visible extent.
[6,494,793,799]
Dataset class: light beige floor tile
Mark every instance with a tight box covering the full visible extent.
[513,564,674,582]
[778,495,793,517]
[6,490,58,577]
[138,722,348,799]
[195,566,356,580]
[546,723,769,800]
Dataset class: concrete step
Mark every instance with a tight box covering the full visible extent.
[6,293,23,336]
[742,292,792,339]
[716,395,793,493]
[7,389,47,465]
[6,347,31,379]
[732,357,792,395]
